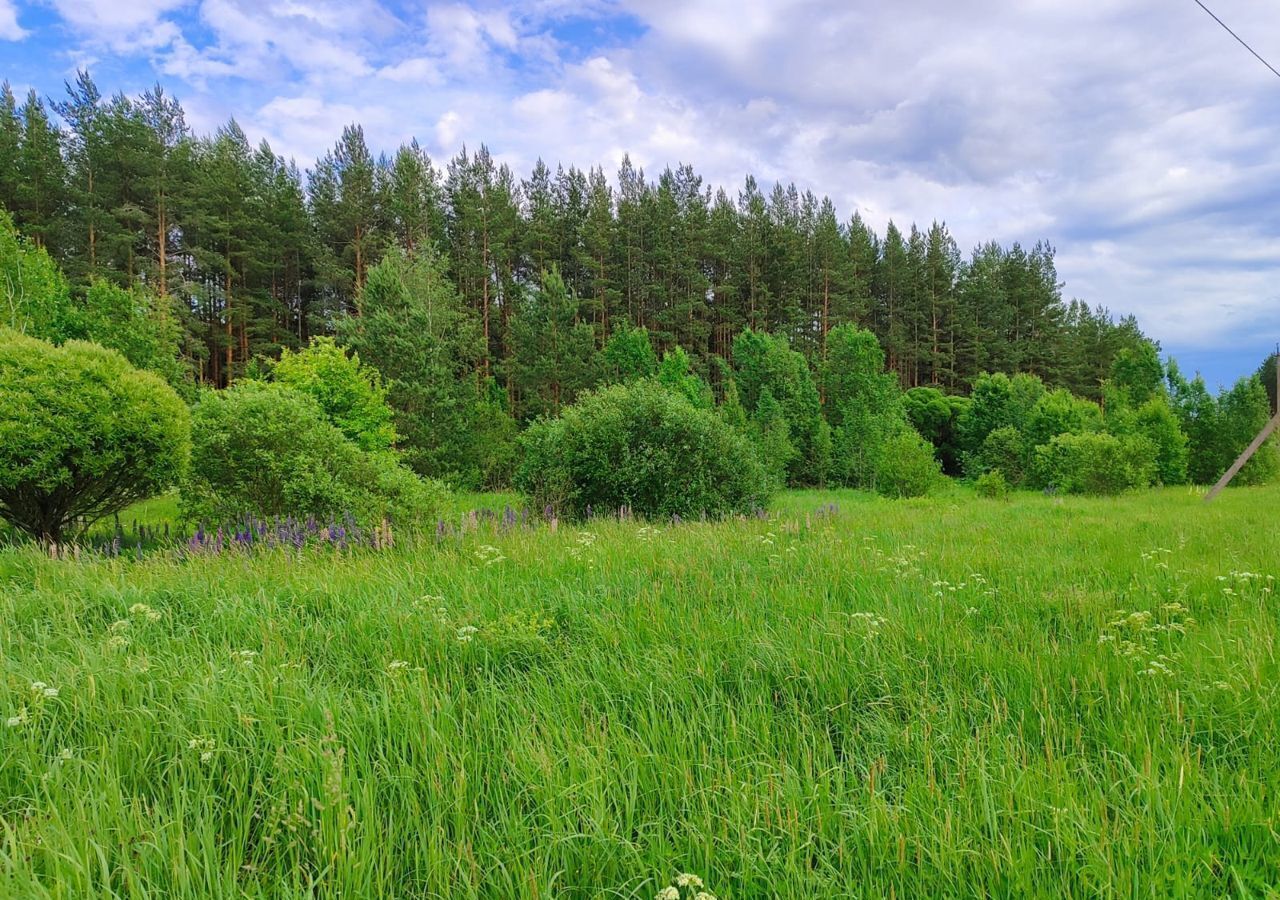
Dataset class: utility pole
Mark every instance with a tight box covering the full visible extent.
[1204,343,1280,502]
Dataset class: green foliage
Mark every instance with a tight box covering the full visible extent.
[873,427,942,498]
[0,329,190,542]
[656,346,713,409]
[821,324,907,489]
[1111,395,1188,486]
[732,329,826,486]
[1025,388,1102,452]
[1032,431,1156,495]
[67,280,190,394]
[958,372,1046,457]
[903,387,967,474]
[516,380,771,519]
[1107,342,1164,408]
[508,267,598,420]
[1216,375,1280,486]
[600,323,657,384]
[269,336,396,452]
[340,248,517,489]
[0,208,72,342]
[974,469,1010,499]
[1258,352,1277,416]
[1169,368,1278,487]
[181,381,444,526]
[749,387,797,490]
[973,426,1029,486]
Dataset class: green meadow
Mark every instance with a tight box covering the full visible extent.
[2,486,1278,898]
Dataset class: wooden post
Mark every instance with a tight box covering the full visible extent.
[1205,345,1280,502]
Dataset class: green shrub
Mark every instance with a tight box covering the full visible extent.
[971,426,1028,485]
[181,382,444,526]
[600,324,657,384]
[0,330,190,542]
[516,380,771,519]
[975,470,1010,500]
[269,336,397,452]
[904,387,968,475]
[1033,431,1156,495]
[873,427,942,498]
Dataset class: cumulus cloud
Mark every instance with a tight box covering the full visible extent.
[0,0,26,41]
[30,0,1280,372]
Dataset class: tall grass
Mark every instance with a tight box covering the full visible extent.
[2,485,1278,897]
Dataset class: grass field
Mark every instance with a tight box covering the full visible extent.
[2,485,1278,898]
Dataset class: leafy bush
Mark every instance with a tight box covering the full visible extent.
[904,386,968,475]
[269,336,396,452]
[733,329,826,486]
[1032,432,1156,495]
[1024,388,1102,451]
[873,427,942,498]
[0,330,190,542]
[0,210,71,342]
[975,470,1010,500]
[750,387,797,490]
[1122,395,1188,486]
[958,372,1045,456]
[600,324,657,384]
[181,382,445,526]
[656,347,713,409]
[971,426,1028,486]
[516,380,771,519]
[822,324,907,488]
[2,214,189,395]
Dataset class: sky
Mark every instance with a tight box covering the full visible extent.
[2,0,1278,390]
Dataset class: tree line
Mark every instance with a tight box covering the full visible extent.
[1,72,1151,408]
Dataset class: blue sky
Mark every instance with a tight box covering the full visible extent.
[2,0,1279,389]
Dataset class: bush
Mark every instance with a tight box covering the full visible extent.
[1032,432,1156,495]
[0,330,190,542]
[269,336,396,452]
[904,387,968,475]
[873,427,942,498]
[970,426,1028,486]
[516,380,771,520]
[975,470,1010,500]
[181,382,445,526]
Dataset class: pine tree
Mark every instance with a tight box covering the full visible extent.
[507,266,597,419]
[0,83,22,218]
[386,141,444,255]
[309,124,383,308]
[14,91,66,254]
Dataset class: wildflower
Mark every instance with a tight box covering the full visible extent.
[676,874,704,889]
[187,737,216,763]
[231,649,258,666]
[386,659,410,675]
[456,625,479,643]
[6,707,27,727]
[656,888,680,900]
[695,893,717,900]
[129,603,162,621]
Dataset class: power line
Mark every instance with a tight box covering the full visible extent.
[1193,0,1280,81]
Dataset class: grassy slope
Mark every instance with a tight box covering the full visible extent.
[1,486,1277,898]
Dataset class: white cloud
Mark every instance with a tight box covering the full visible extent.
[47,0,188,49]
[0,0,27,40]
[377,57,443,85]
